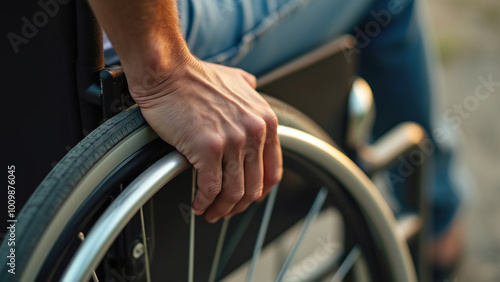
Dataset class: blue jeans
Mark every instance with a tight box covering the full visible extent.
[106,0,461,236]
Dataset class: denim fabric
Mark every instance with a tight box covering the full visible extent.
[178,0,373,74]
[356,0,461,236]
[105,0,461,236]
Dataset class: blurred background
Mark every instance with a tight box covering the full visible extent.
[423,0,500,280]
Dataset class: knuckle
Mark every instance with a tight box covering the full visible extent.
[246,187,263,201]
[249,117,266,140]
[203,134,224,153]
[227,129,246,147]
[203,181,222,198]
[264,112,279,134]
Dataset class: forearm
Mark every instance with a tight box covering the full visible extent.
[88,0,191,89]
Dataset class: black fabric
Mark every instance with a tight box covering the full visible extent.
[0,0,103,232]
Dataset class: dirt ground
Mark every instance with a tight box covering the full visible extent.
[423,0,500,281]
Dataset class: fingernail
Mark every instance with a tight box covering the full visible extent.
[192,208,203,216]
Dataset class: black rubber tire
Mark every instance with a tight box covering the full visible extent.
[0,95,338,280]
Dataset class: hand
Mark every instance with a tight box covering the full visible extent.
[88,0,280,222]
[130,57,283,223]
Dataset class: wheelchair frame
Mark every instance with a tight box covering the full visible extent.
[1,0,430,281]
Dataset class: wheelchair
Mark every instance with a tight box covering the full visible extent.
[1,1,430,281]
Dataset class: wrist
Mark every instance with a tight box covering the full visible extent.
[122,36,194,95]
[89,0,193,97]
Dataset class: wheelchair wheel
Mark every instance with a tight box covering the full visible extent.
[0,96,415,282]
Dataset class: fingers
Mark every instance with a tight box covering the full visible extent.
[227,118,266,216]
[185,62,281,222]
[192,167,221,216]
[204,158,244,223]
[210,62,257,89]
[197,114,276,222]
[204,130,246,223]
[259,112,283,201]
[191,135,224,216]
[205,62,257,89]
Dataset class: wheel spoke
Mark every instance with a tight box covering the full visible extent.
[209,218,230,282]
[330,245,361,282]
[188,169,196,282]
[246,183,280,282]
[275,187,329,282]
[139,207,152,282]
[77,232,99,282]
[217,203,260,278]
